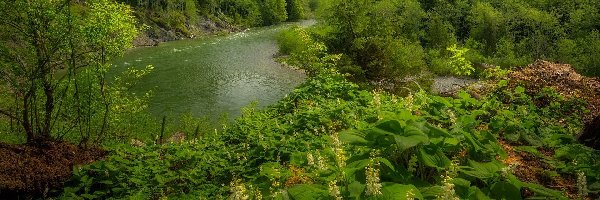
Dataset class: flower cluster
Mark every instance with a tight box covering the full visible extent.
[331,132,346,169]
[407,155,418,174]
[366,151,382,196]
[328,180,343,200]
[230,179,249,200]
[437,174,459,200]
[577,170,588,198]
[406,189,416,200]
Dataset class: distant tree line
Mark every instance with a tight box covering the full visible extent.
[312,0,600,84]
[117,0,314,28]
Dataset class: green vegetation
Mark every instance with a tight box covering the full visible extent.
[117,0,312,39]
[285,0,600,86]
[61,70,599,199]
[0,0,143,145]
[2,0,600,199]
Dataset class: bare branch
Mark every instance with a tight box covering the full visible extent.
[0,108,17,120]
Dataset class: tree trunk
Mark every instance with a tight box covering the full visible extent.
[42,81,53,140]
[23,89,34,144]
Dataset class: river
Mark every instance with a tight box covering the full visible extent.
[111,22,313,121]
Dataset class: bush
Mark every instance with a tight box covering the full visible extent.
[286,0,307,21]
[259,0,288,25]
[62,141,232,199]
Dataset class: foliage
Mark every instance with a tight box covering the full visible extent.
[259,0,288,25]
[277,26,341,75]
[63,70,600,199]
[320,0,427,83]
[0,0,139,144]
[447,44,475,76]
[62,140,232,199]
[314,0,600,78]
[286,0,308,21]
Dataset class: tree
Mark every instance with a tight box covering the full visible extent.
[322,0,426,82]
[259,0,288,25]
[468,2,505,56]
[0,0,138,144]
[286,0,306,21]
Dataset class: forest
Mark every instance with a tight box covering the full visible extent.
[0,0,599,199]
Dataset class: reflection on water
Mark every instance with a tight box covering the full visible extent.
[110,22,309,121]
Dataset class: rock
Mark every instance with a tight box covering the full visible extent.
[167,132,186,144]
[130,139,146,147]
[432,76,478,96]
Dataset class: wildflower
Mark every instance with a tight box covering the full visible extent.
[307,152,315,166]
[405,94,415,111]
[372,91,382,108]
[500,163,518,178]
[254,188,263,200]
[406,189,416,200]
[577,170,588,198]
[315,150,327,170]
[447,109,457,125]
[248,184,262,200]
[436,174,459,200]
[407,155,418,174]
[331,132,346,169]
[230,179,249,200]
[328,180,343,200]
[366,151,382,196]
[448,160,459,178]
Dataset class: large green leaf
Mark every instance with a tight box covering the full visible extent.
[348,181,365,198]
[372,119,404,135]
[393,125,430,153]
[461,131,484,153]
[467,186,491,200]
[459,160,504,180]
[287,184,329,200]
[340,130,369,146]
[418,147,451,169]
[489,181,522,200]
[380,183,423,200]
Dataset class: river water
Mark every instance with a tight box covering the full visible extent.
[111,22,310,120]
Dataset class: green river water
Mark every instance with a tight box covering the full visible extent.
[111,22,312,120]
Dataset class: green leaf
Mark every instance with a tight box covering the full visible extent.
[460,160,504,180]
[498,80,508,87]
[340,130,369,146]
[287,184,329,200]
[515,86,525,94]
[348,181,365,198]
[381,183,423,200]
[467,186,491,200]
[489,181,522,200]
[377,157,396,171]
[373,119,404,135]
[393,125,430,153]
[418,147,451,169]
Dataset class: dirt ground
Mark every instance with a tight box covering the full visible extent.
[0,141,105,198]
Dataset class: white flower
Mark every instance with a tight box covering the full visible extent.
[366,152,382,196]
[229,179,249,200]
[406,189,416,200]
[331,132,346,169]
[436,174,459,200]
[328,180,343,200]
[307,152,315,166]
[577,170,588,198]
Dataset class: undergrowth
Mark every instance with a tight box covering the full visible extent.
[61,70,599,199]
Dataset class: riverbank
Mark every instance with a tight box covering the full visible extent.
[132,15,241,47]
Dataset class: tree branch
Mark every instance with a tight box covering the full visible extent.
[0,108,17,120]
